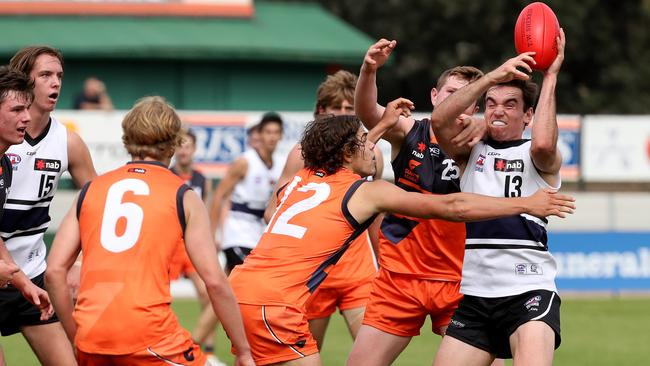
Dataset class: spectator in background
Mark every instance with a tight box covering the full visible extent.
[73,77,113,111]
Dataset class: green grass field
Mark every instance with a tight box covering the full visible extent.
[2,297,649,365]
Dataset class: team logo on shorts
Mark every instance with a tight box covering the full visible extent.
[524,295,542,311]
[34,158,61,172]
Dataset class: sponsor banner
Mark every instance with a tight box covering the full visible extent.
[54,110,320,177]
[581,115,650,182]
[550,232,650,291]
[0,0,253,17]
[524,115,581,181]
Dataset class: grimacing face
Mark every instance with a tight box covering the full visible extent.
[484,85,533,142]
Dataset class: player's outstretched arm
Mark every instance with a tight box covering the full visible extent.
[531,28,565,186]
[208,157,247,243]
[45,197,82,342]
[349,180,574,224]
[183,191,254,366]
[67,130,97,188]
[430,52,537,164]
[357,39,413,147]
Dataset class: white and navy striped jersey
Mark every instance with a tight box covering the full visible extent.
[222,149,281,250]
[0,118,68,278]
[460,139,560,297]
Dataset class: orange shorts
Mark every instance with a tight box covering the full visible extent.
[305,279,373,319]
[169,246,196,281]
[362,268,463,337]
[237,303,318,365]
[77,333,205,366]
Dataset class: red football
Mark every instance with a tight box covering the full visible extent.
[514,2,560,70]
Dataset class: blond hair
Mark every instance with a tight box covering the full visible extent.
[314,70,357,116]
[122,96,182,161]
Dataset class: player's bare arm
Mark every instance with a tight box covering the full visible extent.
[357,39,412,148]
[44,196,82,342]
[182,190,254,366]
[209,156,247,238]
[263,143,302,223]
[366,97,414,147]
[430,52,537,168]
[349,180,574,225]
[66,130,97,188]
[0,242,19,284]
[0,241,53,321]
[531,29,565,186]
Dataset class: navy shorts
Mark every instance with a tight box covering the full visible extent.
[0,272,59,336]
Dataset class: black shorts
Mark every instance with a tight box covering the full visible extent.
[223,247,252,273]
[445,289,561,359]
[0,272,59,336]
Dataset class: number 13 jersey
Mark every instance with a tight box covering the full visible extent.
[0,117,68,279]
[460,139,561,297]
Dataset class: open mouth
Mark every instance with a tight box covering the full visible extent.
[17,127,27,135]
[491,120,506,127]
[48,92,59,102]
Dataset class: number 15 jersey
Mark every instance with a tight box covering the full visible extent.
[0,117,68,279]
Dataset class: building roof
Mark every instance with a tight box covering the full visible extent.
[0,1,373,64]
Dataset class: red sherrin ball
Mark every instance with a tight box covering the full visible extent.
[514,2,560,70]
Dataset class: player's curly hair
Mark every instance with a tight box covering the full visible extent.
[122,96,183,161]
[301,115,363,175]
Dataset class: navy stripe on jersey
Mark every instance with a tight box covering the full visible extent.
[76,181,91,220]
[306,180,377,294]
[1,227,47,241]
[176,184,190,236]
[230,202,265,218]
[341,179,368,229]
[466,215,548,248]
[485,138,530,149]
[379,214,419,245]
[6,196,54,206]
[0,207,50,233]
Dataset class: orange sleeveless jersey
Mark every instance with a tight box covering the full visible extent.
[74,161,190,354]
[378,218,465,280]
[229,168,374,309]
[320,233,376,289]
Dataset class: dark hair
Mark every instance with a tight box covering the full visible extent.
[9,46,64,76]
[301,115,362,175]
[0,66,35,105]
[436,66,483,90]
[494,79,539,111]
[259,111,283,132]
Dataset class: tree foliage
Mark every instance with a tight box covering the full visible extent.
[272,0,650,114]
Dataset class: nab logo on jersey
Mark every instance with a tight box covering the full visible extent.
[127,168,146,174]
[34,158,61,172]
[494,158,524,172]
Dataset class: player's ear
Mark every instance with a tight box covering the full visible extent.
[430,88,438,107]
[523,107,534,126]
